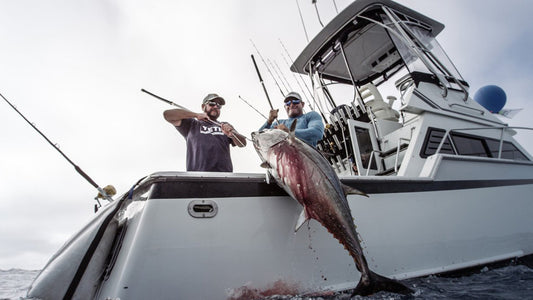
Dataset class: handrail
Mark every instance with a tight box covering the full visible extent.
[394,138,411,173]
[434,126,533,159]
[364,150,383,176]
[362,139,411,176]
[448,103,484,115]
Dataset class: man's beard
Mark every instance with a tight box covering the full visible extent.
[206,109,219,121]
[288,108,301,118]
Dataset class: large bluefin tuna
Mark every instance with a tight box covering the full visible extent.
[251,121,411,296]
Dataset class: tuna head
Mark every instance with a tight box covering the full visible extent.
[251,128,289,165]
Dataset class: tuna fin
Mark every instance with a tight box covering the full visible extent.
[352,271,413,296]
[289,119,297,138]
[260,161,271,169]
[294,209,309,232]
[342,184,368,197]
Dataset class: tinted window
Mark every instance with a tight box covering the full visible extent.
[421,128,454,157]
[451,135,488,157]
[485,139,528,160]
[355,127,378,170]
[421,128,530,161]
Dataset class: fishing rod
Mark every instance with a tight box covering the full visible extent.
[279,39,316,106]
[280,51,314,110]
[0,92,115,205]
[141,89,248,146]
[268,59,289,95]
[272,59,294,94]
[238,95,268,120]
[332,0,339,13]
[250,54,282,126]
[250,54,274,110]
[250,40,285,97]
[312,0,325,27]
[295,0,310,43]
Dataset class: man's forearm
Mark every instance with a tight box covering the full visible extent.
[163,109,199,125]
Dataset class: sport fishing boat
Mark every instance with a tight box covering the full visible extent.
[27,0,533,299]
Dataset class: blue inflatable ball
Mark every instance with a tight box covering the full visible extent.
[473,85,507,113]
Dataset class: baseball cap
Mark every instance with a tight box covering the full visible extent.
[203,93,226,105]
[283,92,302,102]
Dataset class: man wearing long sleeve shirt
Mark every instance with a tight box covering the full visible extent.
[259,92,324,147]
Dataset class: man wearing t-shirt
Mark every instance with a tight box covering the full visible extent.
[163,93,246,172]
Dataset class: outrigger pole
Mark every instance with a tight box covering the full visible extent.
[0,92,114,205]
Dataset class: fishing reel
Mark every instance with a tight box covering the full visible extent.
[318,103,369,172]
[94,184,117,213]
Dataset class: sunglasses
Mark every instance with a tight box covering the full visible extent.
[207,101,222,108]
[284,99,301,106]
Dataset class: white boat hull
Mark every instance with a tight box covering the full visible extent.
[28,171,533,299]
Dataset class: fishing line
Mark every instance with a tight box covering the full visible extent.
[141,89,249,145]
[0,92,114,203]
[238,95,268,120]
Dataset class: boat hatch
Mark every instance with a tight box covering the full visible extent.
[188,200,218,218]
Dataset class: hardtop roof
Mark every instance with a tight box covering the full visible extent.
[291,0,444,84]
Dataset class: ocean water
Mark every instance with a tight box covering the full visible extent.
[0,269,39,300]
[1,265,532,299]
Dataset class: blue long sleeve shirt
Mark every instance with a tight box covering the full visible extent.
[259,111,324,147]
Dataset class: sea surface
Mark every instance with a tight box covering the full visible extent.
[1,264,532,299]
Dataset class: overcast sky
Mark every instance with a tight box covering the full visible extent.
[1,0,532,270]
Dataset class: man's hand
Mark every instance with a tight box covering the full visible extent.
[221,122,235,137]
[267,109,278,125]
[221,122,247,147]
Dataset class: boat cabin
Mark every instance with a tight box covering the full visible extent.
[291,0,531,177]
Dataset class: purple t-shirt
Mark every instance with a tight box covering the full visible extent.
[176,119,234,172]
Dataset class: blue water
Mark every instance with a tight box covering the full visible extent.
[1,265,532,299]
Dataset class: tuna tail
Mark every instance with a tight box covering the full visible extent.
[351,271,413,296]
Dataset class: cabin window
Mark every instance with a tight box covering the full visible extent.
[355,127,378,170]
[451,135,488,157]
[420,128,529,161]
[420,128,454,157]
[485,139,529,161]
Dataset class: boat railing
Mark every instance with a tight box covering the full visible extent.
[365,150,381,176]
[448,103,485,116]
[394,137,411,173]
[435,126,533,159]
[364,137,410,176]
